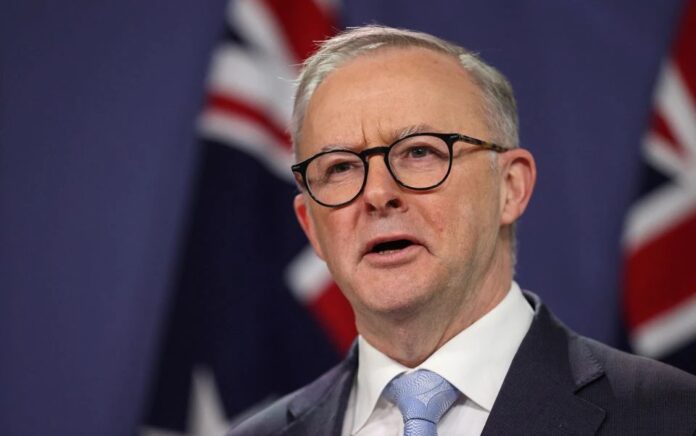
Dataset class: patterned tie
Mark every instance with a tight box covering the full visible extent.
[383,369,459,436]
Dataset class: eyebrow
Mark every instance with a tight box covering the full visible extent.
[318,143,355,153]
[316,123,442,153]
[393,123,440,141]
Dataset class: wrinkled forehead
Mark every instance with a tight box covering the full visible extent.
[296,47,489,158]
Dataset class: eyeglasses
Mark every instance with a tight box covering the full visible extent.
[291,132,508,208]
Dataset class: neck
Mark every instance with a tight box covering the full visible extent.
[356,247,512,368]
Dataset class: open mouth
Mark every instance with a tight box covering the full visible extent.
[369,239,415,254]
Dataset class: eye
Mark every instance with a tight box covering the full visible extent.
[327,160,357,174]
[398,143,447,161]
[406,145,435,159]
[313,152,363,183]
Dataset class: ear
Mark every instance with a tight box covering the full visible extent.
[293,193,326,260]
[498,148,536,226]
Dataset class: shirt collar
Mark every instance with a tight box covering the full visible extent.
[352,281,533,432]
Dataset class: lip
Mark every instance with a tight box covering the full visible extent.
[361,234,426,267]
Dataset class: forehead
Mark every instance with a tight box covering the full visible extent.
[298,47,489,158]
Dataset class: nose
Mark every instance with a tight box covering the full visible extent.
[361,155,405,214]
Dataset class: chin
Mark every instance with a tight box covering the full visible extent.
[353,283,435,319]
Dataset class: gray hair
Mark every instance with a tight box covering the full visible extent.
[291,25,519,153]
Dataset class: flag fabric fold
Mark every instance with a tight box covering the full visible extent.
[143,1,355,433]
[623,0,696,373]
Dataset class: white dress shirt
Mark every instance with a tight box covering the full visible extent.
[341,281,534,436]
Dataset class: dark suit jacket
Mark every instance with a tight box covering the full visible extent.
[228,293,696,435]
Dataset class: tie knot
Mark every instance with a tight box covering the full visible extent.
[383,369,459,425]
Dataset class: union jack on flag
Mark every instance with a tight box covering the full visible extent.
[198,0,355,354]
[143,1,355,434]
[623,0,696,373]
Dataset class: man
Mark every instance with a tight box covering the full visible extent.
[229,25,696,435]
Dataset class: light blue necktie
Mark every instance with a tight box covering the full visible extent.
[383,369,459,436]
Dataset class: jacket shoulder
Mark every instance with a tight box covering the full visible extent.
[520,293,696,434]
[575,334,696,431]
[581,335,696,395]
[226,357,353,436]
[225,389,297,436]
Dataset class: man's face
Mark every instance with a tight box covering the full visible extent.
[294,47,513,324]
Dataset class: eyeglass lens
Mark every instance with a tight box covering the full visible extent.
[305,134,451,206]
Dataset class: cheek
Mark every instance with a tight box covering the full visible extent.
[313,210,355,260]
[421,196,472,253]
[448,205,478,252]
[430,185,497,252]
[426,206,447,234]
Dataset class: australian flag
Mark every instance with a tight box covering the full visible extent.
[142,0,356,434]
[622,0,696,374]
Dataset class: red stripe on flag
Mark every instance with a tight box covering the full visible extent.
[625,209,696,329]
[306,282,357,354]
[650,112,684,155]
[673,0,696,99]
[206,93,291,149]
[261,0,336,62]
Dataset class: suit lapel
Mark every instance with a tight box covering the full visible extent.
[281,345,358,436]
[483,293,606,436]
[277,294,609,435]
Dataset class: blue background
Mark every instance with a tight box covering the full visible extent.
[0,0,686,435]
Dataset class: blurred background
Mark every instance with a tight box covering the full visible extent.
[2,0,695,435]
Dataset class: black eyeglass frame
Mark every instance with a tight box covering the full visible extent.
[291,132,508,208]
